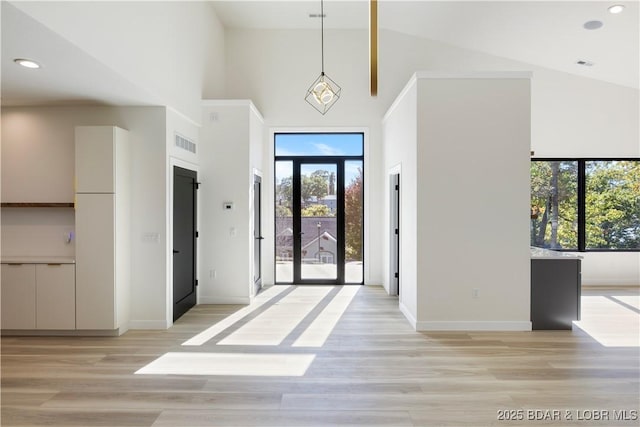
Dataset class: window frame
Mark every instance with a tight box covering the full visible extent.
[274,132,366,285]
[531,157,640,253]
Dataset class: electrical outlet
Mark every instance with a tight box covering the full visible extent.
[472,288,479,299]
[210,269,217,279]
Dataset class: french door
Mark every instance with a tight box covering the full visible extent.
[275,157,363,285]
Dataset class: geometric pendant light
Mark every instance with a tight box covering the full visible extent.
[305,0,341,114]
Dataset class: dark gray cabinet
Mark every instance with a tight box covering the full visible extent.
[531,259,581,330]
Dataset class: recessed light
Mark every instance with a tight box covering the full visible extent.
[583,20,604,30]
[608,4,625,14]
[14,58,40,69]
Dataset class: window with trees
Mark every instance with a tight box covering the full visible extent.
[274,133,364,284]
[531,159,639,251]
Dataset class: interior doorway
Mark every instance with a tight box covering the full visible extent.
[253,174,263,295]
[390,173,400,296]
[173,166,198,321]
[274,133,364,285]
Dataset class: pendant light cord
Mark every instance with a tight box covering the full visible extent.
[321,0,324,74]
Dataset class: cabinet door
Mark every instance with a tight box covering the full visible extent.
[75,193,115,329]
[36,264,76,330]
[75,126,115,193]
[1,264,36,329]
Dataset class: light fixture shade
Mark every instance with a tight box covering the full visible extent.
[305,72,341,115]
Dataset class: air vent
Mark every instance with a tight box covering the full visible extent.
[175,133,196,154]
[576,60,594,67]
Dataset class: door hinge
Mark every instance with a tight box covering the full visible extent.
[196,231,199,238]
[395,185,399,190]
[395,229,399,235]
[195,279,199,287]
[195,182,201,189]
[394,272,399,278]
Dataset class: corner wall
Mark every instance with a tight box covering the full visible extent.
[199,101,262,303]
[381,79,418,324]
[416,74,531,330]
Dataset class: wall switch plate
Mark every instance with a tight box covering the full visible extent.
[472,288,479,299]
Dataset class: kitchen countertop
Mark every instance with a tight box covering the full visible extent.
[1,256,75,264]
[530,247,583,260]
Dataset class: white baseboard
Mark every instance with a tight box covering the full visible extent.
[415,320,532,331]
[199,296,251,304]
[128,320,169,330]
[398,302,417,329]
[582,281,640,287]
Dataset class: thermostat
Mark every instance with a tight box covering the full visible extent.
[223,202,234,211]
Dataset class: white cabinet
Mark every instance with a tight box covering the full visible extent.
[75,193,116,329]
[1,262,75,330]
[1,264,36,329]
[36,264,76,329]
[75,126,130,333]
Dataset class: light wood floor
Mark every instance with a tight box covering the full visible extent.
[2,285,639,427]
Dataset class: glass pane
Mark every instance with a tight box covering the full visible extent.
[530,161,578,249]
[275,161,293,282]
[586,160,640,250]
[300,164,337,280]
[275,133,363,157]
[345,161,363,283]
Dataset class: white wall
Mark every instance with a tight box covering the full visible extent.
[226,29,385,286]
[416,75,531,330]
[382,80,418,322]
[225,28,639,287]
[1,106,170,328]
[13,1,226,122]
[199,101,256,303]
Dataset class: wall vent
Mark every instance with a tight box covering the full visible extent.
[175,133,196,154]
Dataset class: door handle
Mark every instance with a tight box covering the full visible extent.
[299,232,305,235]
[256,236,265,240]
[173,250,180,254]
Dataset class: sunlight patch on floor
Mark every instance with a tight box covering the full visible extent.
[182,285,292,346]
[609,295,640,311]
[293,286,360,347]
[135,352,316,376]
[217,286,333,346]
[574,295,640,347]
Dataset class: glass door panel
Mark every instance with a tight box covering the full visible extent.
[344,161,363,284]
[275,161,293,283]
[299,163,338,281]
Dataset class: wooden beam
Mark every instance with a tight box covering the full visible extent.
[369,0,378,96]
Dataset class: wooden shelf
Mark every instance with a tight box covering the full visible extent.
[1,203,74,208]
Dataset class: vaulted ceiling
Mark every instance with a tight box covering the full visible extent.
[213,0,638,89]
[2,1,637,108]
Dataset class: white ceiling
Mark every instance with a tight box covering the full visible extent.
[1,1,637,108]
[1,2,162,107]
[212,0,639,89]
